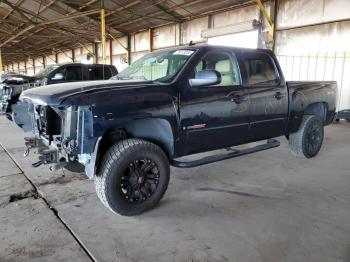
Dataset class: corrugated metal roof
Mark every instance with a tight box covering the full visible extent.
[0,0,256,64]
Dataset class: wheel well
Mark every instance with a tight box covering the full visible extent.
[124,118,174,158]
[94,119,174,174]
[304,102,328,123]
[95,129,127,174]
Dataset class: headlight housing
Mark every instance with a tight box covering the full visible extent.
[1,86,12,101]
[0,84,3,100]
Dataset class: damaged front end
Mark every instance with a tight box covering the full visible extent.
[0,85,13,116]
[1,76,36,117]
[23,103,99,178]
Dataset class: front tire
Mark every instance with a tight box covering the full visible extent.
[289,115,324,158]
[95,139,170,216]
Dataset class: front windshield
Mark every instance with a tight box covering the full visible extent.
[34,65,59,79]
[114,49,196,82]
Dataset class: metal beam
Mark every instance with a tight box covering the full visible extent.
[100,0,107,64]
[72,49,75,62]
[94,43,98,63]
[272,0,279,52]
[150,0,182,21]
[0,9,100,48]
[149,28,153,52]
[0,25,35,48]
[109,40,113,64]
[38,9,100,26]
[56,48,73,61]
[127,34,131,65]
[256,0,273,26]
[108,33,127,52]
[1,0,36,25]
[112,0,205,28]
[0,48,3,72]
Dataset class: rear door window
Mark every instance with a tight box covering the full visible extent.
[88,67,104,80]
[65,66,83,81]
[242,53,278,86]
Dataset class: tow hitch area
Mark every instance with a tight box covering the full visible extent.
[24,136,59,168]
[24,136,47,157]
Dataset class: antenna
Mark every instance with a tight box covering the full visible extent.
[188,41,195,46]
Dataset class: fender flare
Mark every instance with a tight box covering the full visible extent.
[87,118,175,178]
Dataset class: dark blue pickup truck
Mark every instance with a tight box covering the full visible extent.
[19,45,337,216]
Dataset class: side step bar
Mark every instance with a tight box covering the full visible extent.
[171,139,280,168]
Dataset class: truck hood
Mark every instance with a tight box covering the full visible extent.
[20,79,153,105]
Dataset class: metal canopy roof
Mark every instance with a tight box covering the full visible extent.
[0,0,256,65]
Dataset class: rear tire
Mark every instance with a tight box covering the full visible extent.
[289,115,324,158]
[95,139,170,216]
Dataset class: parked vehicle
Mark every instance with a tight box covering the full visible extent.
[0,63,118,121]
[1,72,27,81]
[19,45,337,216]
[0,74,36,119]
[335,110,350,122]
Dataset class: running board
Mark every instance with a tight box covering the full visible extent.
[171,139,280,168]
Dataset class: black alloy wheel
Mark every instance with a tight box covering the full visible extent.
[121,159,160,203]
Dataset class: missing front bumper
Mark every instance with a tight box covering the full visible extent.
[24,136,60,168]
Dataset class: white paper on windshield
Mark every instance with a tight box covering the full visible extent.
[173,50,194,56]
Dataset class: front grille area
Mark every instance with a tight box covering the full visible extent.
[37,106,62,138]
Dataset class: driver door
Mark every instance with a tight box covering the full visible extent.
[180,50,250,155]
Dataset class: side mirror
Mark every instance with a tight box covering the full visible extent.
[51,73,64,81]
[189,70,221,87]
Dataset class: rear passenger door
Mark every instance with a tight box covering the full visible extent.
[241,52,288,141]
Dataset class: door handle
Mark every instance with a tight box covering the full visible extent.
[274,92,286,100]
[230,95,248,104]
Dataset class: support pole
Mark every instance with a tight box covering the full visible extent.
[272,0,279,52]
[94,43,98,63]
[256,0,275,50]
[100,0,107,64]
[0,48,3,72]
[149,28,153,53]
[109,40,113,65]
[72,49,75,62]
[256,0,273,27]
[127,34,131,65]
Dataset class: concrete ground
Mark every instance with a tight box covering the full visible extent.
[0,116,349,262]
